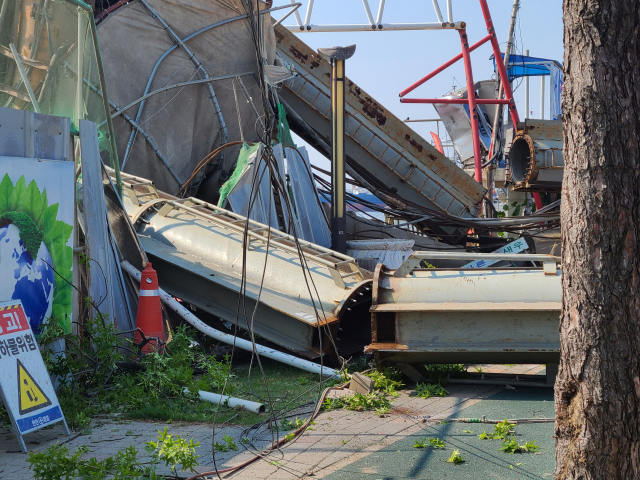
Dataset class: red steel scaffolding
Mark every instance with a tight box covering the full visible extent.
[399,0,520,185]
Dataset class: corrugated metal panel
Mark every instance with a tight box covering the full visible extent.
[285,146,331,247]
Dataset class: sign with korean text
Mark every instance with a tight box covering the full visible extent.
[462,238,529,269]
[0,300,67,447]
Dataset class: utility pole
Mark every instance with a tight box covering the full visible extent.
[318,44,356,254]
[540,75,545,119]
[524,49,530,118]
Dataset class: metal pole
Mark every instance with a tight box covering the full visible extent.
[432,0,444,24]
[488,0,519,158]
[8,44,40,113]
[479,0,520,125]
[76,10,85,122]
[332,57,347,252]
[400,34,492,98]
[459,29,483,184]
[540,75,545,119]
[303,0,314,26]
[319,45,356,254]
[362,0,375,26]
[88,15,123,197]
[486,0,519,216]
[446,0,453,22]
[375,0,386,25]
[525,49,530,119]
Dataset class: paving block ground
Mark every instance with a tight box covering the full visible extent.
[0,364,554,479]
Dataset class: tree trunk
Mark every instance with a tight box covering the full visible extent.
[556,1,640,478]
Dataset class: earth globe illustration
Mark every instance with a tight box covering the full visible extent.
[0,223,55,334]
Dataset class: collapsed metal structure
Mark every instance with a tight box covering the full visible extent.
[0,0,565,375]
[117,170,373,358]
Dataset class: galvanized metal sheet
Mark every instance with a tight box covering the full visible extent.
[285,146,331,247]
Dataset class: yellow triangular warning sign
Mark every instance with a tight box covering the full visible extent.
[17,360,51,415]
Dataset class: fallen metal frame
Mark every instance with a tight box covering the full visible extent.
[110,168,373,358]
[284,0,462,32]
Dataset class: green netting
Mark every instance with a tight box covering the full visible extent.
[277,103,296,148]
[217,142,262,207]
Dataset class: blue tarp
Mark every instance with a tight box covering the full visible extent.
[491,53,562,80]
[491,53,564,120]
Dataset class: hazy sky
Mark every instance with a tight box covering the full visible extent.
[271,0,564,173]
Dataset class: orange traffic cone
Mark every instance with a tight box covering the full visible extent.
[134,262,166,353]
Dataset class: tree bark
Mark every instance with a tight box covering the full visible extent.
[556,1,640,478]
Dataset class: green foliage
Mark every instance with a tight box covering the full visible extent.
[365,368,404,397]
[446,449,464,464]
[116,326,234,409]
[280,417,305,431]
[413,437,429,449]
[430,438,446,449]
[145,428,200,473]
[478,420,516,442]
[284,433,295,442]
[462,430,474,434]
[375,405,390,417]
[492,419,516,440]
[415,437,446,449]
[322,392,392,412]
[499,439,539,454]
[423,364,466,383]
[35,321,235,430]
[415,383,449,399]
[26,429,199,479]
[241,437,251,444]
[503,199,536,217]
[214,434,238,452]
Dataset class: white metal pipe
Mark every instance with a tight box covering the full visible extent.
[121,261,340,378]
[290,0,303,26]
[9,44,40,113]
[540,75,545,119]
[76,11,85,120]
[431,0,444,23]
[446,0,453,22]
[362,0,375,25]
[285,22,462,32]
[195,390,265,413]
[375,0,386,25]
[273,2,302,27]
[303,0,314,27]
[524,49,530,119]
